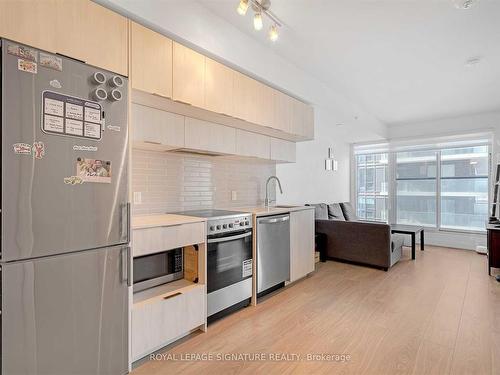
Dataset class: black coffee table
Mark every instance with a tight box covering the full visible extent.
[390,224,424,260]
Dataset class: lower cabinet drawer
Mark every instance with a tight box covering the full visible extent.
[131,285,205,361]
[132,222,205,257]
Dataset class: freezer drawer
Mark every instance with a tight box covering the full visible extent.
[257,214,290,293]
[1,246,130,375]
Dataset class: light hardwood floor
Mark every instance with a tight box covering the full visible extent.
[132,246,500,375]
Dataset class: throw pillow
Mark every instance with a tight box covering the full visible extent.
[327,203,345,221]
[340,202,358,221]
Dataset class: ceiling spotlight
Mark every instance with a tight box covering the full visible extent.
[237,0,249,16]
[254,11,263,30]
[269,24,278,41]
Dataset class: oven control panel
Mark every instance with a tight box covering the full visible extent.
[208,214,253,235]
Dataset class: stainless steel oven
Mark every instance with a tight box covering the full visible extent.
[133,248,183,293]
[207,229,253,293]
[173,209,253,319]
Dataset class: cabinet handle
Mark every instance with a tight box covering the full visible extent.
[144,140,162,145]
[163,292,182,300]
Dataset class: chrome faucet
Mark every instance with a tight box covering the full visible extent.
[265,176,283,207]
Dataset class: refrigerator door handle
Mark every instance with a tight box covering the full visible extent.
[121,246,131,286]
[120,202,131,243]
[126,202,131,243]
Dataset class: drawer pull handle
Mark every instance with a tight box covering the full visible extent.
[163,292,182,300]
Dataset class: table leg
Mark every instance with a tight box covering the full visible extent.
[411,233,416,260]
[420,230,424,251]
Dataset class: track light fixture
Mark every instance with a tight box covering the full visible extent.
[236,0,282,42]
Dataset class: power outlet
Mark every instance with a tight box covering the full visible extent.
[133,191,142,204]
[231,190,237,201]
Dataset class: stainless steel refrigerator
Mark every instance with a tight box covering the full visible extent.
[1,39,130,375]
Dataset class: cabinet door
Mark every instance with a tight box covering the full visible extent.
[0,0,58,53]
[173,42,205,107]
[290,97,305,137]
[205,58,234,115]
[185,117,236,155]
[233,72,260,124]
[131,104,184,150]
[303,104,315,139]
[290,209,315,282]
[255,82,275,129]
[270,138,296,163]
[55,0,128,75]
[235,130,270,160]
[274,90,292,133]
[0,0,128,75]
[131,22,173,97]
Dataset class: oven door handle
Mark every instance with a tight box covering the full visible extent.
[207,231,252,244]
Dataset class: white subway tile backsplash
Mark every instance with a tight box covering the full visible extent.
[131,150,275,215]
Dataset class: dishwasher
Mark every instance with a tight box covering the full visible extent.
[257,214,290,295]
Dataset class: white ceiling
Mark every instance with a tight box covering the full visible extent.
[197,0,500,125]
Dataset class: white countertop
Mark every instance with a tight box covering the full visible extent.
[132,214,206,230]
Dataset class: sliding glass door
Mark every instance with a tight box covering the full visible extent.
[396,150,438,227]
[440,146,489,231]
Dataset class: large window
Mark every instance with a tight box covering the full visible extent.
[354,143,490,232]
[355,153,388,221]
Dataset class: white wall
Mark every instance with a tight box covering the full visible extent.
[97,0,387,205]
[276,106,351,205]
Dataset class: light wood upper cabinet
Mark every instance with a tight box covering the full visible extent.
[0,0,58,54]
[173,42,205,107]
[205,58,234,116]
[290,209,315,283]
[303,104,315,139]
[131,22,172,98]
[0,0,128,75]
[233,72,260,124]
[256,83,275,129]
[131,103,184,151]
[270,138,296,163]
[185,117,236,155]
[235,130,270,160]
[273,90,292,134]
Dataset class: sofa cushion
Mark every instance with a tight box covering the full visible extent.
[328,203,345,221]
[340,202,358,221]
[306,203,328,220]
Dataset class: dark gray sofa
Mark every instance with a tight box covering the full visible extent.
[309,203,403,271]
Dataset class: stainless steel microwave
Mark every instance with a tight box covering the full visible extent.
[133,248,183,293]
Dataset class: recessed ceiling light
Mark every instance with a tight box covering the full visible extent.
[465,56,482,67]
[454,0,479,9]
